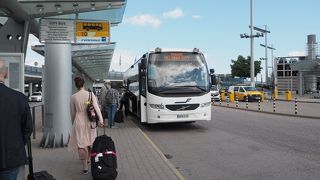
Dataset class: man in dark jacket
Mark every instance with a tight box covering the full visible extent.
[0,60,33,180]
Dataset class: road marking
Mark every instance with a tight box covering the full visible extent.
[138,128,186,180]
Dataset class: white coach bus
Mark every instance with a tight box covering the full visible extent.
[123,48,212,124]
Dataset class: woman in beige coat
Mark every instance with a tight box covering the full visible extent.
[68,77,104,174]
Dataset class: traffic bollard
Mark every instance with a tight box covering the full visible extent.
[258,97,261,111]
[236,96,239,108]
[219,97,222,105]
[273,97,276,112]
[295,98,298,115]
[246,96,249,109]
[227,96,230,106]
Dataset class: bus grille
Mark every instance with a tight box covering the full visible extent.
[166,104,199,111]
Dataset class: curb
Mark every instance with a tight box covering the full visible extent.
[137,128,185,180]
[214,105,320,120]
[265,98,320,104]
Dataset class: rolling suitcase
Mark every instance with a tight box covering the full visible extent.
[27,137,55,180]
[114,110,124,123]
[91,127,118,180]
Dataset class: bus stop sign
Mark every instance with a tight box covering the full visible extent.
[76,21,110,44]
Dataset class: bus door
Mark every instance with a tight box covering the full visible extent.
[138,60,147,123]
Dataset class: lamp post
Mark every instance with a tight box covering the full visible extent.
[260,57,266,84]
[260,44,277,97]
[240,0,263,87]
[252,25,271,85]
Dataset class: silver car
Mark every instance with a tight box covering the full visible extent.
[210,86,220,101]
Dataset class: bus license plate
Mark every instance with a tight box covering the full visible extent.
[177,114,188,118]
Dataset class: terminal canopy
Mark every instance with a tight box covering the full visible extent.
[0,0,127,81]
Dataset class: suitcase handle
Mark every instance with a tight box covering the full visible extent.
[27,137,34,180]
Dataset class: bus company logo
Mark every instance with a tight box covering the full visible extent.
[175,98,192,104]
[176,105,191,111]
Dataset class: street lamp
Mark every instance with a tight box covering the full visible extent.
[240,0,264,87]
[251,25,271,85]
[260,44,277,97]
[240,31,264,86]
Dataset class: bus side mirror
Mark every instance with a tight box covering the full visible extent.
[141,58,147,69]
[211,74,217,85]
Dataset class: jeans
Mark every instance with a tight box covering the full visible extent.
[0,167,19,180]
[107,104,117,127]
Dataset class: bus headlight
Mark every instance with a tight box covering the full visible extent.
[149,103,164,109]
[201,102,211,107]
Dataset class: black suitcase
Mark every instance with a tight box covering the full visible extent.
[114,110,124,123]
[27,137,55,180]
[91,128,118,180]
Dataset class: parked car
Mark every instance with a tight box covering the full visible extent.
[210,85,220,101]
[29,92,42,102]
[228,86,262,101]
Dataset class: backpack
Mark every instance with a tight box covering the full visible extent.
[91,135,118,180]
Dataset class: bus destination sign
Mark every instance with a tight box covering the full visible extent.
[76,21,110,44]
[163,53,191,61]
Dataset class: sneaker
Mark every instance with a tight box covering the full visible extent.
[82,170,88,175]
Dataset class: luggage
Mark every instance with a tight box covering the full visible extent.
[114,110,124,123]
[91,128,118,180]
[27,137,55,180]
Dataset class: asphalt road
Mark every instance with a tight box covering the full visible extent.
[139,106,320,180]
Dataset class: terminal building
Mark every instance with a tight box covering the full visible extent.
[276,34,320,95]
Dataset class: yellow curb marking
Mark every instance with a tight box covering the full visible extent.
[138,128,185,180]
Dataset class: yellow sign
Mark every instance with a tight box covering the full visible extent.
[76,21,110,43]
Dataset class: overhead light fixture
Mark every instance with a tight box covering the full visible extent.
[73,3,79,12]
[36,4,44,14]
[90,2,96,10]
[55,4,63,14]
[7,35,12,40]
[16,35,22,40]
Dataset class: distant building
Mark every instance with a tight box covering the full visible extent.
[276,34,320,94]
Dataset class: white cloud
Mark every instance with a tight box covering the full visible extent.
[163,8,184,19]
[109,49,137,72]
[192,15,202,19]
[288,51,305,57]
[124,14,161,29]
[25,34,44,67]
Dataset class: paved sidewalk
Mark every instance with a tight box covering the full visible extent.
[27,116,182,180]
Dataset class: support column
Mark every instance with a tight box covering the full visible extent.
[40,43,72,148]
[28,82,33,96]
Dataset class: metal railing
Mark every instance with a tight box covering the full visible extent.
[29,103,44,139]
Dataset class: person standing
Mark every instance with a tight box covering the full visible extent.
[105,82,119,128]
[68,77,104,175]
[119,89,129,116]
[98,81,108,119]
[0,60,33,180]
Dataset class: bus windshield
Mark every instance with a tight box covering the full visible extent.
[147,52,210,94]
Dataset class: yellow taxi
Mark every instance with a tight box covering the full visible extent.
[228,86,262,101]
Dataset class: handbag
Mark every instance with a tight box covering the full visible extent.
[87,91,98,129]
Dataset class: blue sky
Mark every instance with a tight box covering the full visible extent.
[26,0,320,80]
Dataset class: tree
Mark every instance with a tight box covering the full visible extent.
[230,55,262,78]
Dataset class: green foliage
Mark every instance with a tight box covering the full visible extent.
[230,55,262,78]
